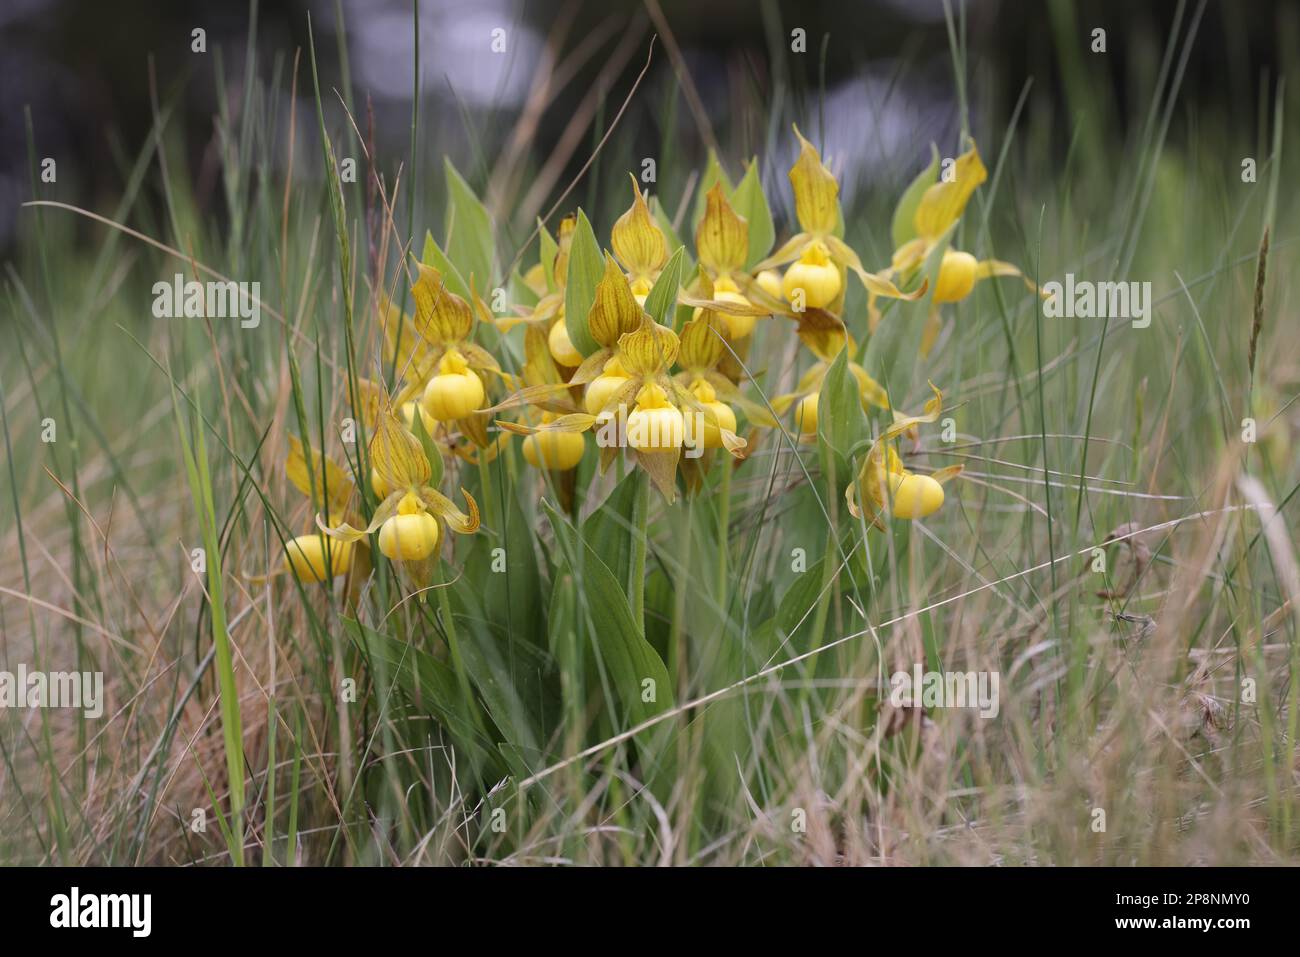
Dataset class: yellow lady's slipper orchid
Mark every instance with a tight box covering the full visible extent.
[755,269,783,300]
[320,409,480,595]
[683,378,736,449]
[495,263,748,500]
[584,355,631,416]
[772,340,890,439]
[751,126,925,311]
[781,239,842,309]
[486,322,586,471]
[422,347,486,421]
[547,316,584,368]
[870,141,1036,351]
[691,274,758,338]
[522,413,587,469]
[887,143,991,280]
[494,251,654,414]
[885,471,946,519]
[283,531,353,582]
[671,312,774,434]
[377,493,441,561]
[255,436,371,593]
[846,383,963,528]
[932,249,977,303]
[626,382,685,452]
[395,264,499,430]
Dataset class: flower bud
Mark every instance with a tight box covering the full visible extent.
[782,241,841,309]
[422,349,485,422]
[933,250,977,304]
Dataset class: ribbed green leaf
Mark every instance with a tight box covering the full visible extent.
[890,144,940,250]
[731,159,775,270]
[562,209,603,357]
[444,158,494,295]
[643,245,685,328]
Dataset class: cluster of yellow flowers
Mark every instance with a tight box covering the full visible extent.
[276,128,1027,587]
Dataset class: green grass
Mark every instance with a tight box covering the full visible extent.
[1,0,1297,866]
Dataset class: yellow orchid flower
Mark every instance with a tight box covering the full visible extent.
[846,382,963,528]
[496,290,747,501]
[380,264,496,394]
[512,323,587,472]
[422,347,486,422]
[278,434,364,583]
[672,311,775,432]
[406,262,497,386]
[362,378,493,498]
[772,339,890,439]
[521,413,587,470]
[871,141,1035,352]
[319,409,479,596]
[752,125,925,314]
[484,252,644,431]
[376,263,505,454]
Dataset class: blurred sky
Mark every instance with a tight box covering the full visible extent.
[1,0,1293,254]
